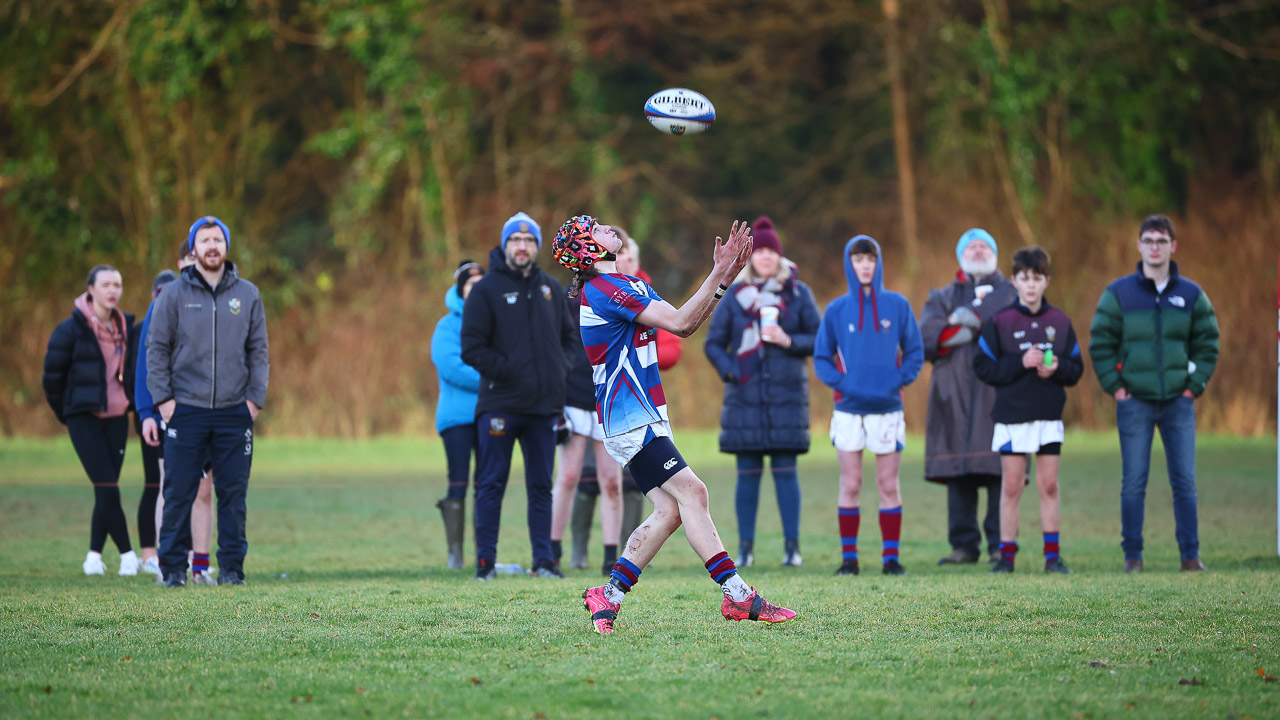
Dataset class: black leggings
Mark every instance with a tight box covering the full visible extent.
[66,414,132,554]
[440,424,477,500]
[135,422,162,548]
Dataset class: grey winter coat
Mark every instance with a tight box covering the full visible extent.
[146,263,270,410]
[918,270,1016,482]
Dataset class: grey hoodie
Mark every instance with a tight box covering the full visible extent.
[145,263,269,410]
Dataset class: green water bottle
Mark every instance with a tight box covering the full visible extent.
[1044,348,1054,366]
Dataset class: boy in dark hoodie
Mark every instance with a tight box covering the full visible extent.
[814,235,924,576]
[973,246,1083,574]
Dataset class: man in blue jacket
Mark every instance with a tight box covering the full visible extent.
[461,212,578,580]
[815,235,924,576]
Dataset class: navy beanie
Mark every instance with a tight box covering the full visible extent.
[186,215,231,254]
[152,269,179,298]
[454,259,483,296]
[501,212,542,250]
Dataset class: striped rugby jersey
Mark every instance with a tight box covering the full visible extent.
[579,273,668,437]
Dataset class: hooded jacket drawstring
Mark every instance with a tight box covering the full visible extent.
[857,286,882,333]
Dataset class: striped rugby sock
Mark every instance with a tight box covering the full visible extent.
[1000,541,1019,568]
[879,507,902,565]
[838,507,860,563]
[608,557,642,600]
[705,551,737,584]
[1043,533,1060,561]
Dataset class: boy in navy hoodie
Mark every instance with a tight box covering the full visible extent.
[973,246,1082,574]
[815,235,924,576]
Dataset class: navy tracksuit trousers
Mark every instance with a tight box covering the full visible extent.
[473,412,556,571]
[160,404,254,577]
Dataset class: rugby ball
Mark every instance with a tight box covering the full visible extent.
[644,88,716,136]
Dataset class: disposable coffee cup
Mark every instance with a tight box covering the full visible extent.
[760,307,779,327]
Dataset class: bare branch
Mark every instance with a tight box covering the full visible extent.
[1188,19,1280,60]
[1193,0,1280,21]
[26,0,142,108]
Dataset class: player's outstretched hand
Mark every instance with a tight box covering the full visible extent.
[713,220,753,285]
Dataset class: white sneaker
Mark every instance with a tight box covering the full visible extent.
[118,551,140,576]
[83,551,106,576]
[191,570,217,586]
[141,557,162,576]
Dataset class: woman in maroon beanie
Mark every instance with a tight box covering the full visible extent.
[704,216,821,567]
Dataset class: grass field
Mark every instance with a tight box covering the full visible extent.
[1,431,1278,719]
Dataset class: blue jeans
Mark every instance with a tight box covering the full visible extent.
[734,453,801,544]
[1116,395,1199,562]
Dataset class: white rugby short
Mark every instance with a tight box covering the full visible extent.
[563,406,605,441]
[830,410,905,455]
[991,420,1064,454]
[603,421,673,466]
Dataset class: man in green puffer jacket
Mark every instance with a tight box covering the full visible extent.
[1089,214,1219,574]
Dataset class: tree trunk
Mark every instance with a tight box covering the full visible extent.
[882,0,919,280]
[421,99,462,266]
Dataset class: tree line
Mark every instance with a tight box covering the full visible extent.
[2,0,1277,436]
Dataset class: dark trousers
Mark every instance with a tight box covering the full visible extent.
[947,473,1001,556]
[160,404,254,577]
[734,453,802,543]
[473,412,556,569]
[66,414,132,554]
[440,424,478,500]
[135,420,163,548]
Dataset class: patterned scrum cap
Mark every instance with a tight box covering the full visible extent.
[552,215,606,271]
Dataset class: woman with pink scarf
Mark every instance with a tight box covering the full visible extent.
[704,217,821,568]
[43,265,139,576]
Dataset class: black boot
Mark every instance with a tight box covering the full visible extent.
[437,498,465,570]
[783,538,802,567]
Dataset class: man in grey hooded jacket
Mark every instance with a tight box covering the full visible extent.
[146,215,269,586]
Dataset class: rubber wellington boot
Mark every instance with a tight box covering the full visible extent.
[569,492,596,569]
[437,498,466,569]
[620,489,646,547]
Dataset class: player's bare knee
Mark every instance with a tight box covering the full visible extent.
[598,474,621,497]
[1001,476,1023,498]
[672,477,709,511]
[652,507,681,534]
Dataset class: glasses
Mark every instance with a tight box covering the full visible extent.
[1139,237,1172,246]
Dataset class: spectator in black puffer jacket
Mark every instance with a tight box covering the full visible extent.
[704,216,821,568]
[43,265,140,577]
